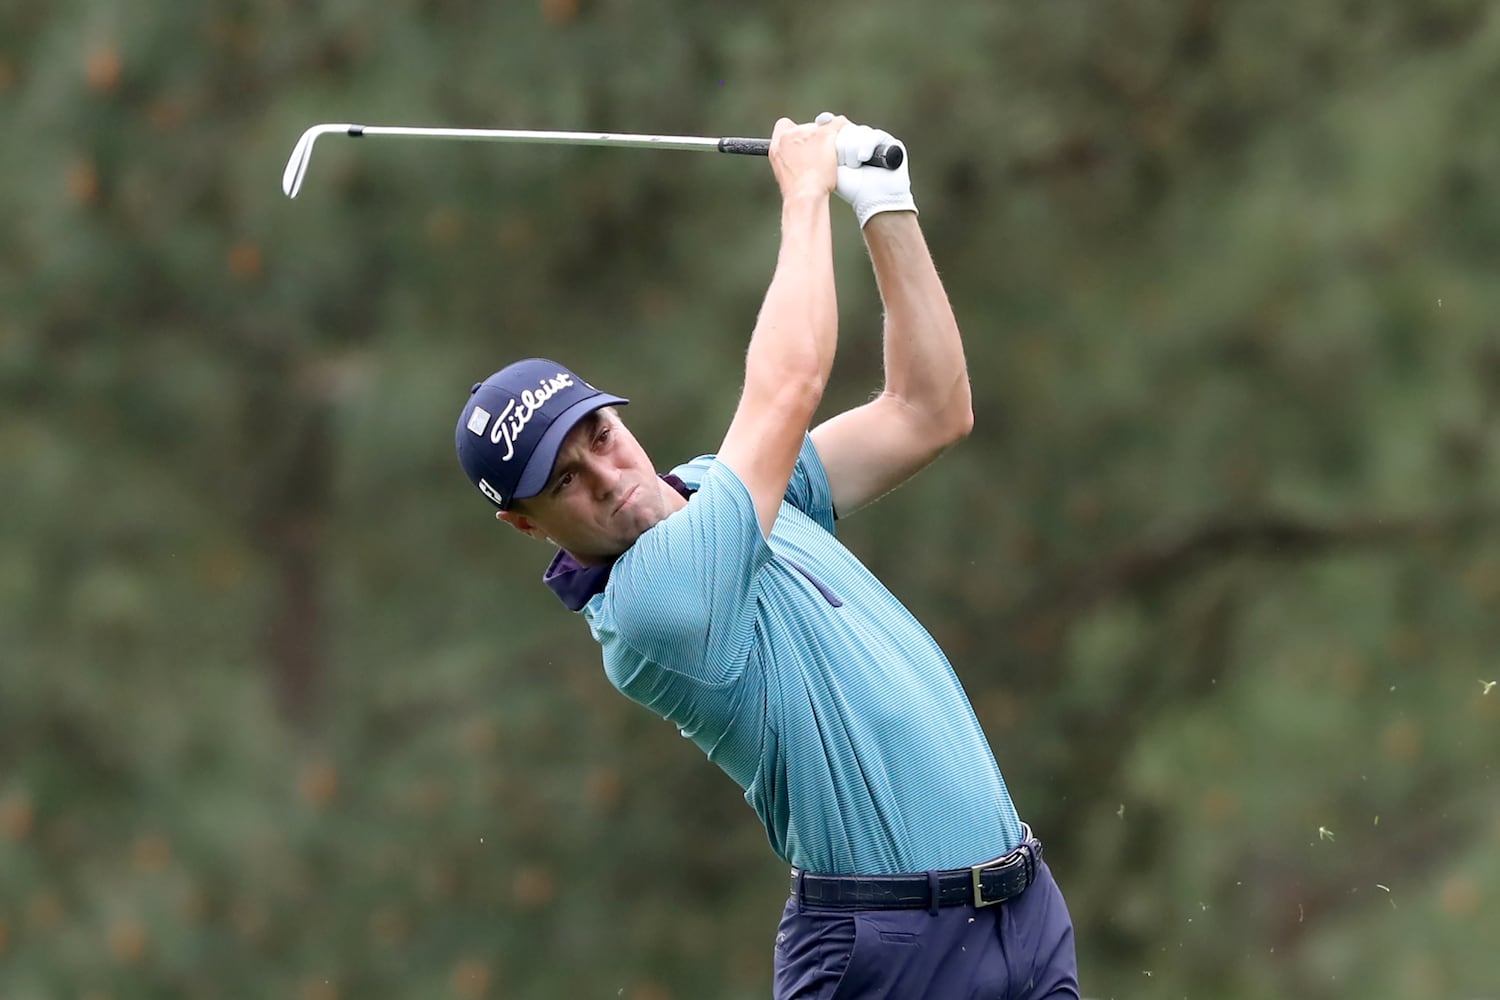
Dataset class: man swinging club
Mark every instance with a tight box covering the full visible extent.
[455,113,1079,998]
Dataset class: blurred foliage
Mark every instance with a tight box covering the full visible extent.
[2,1,1499,998]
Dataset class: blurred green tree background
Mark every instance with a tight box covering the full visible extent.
[3,1,1498,998]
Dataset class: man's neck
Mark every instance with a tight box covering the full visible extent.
[542,473,695,610]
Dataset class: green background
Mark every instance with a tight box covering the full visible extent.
[3,2,1498,997]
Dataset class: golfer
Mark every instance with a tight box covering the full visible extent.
[456,114,1078,999]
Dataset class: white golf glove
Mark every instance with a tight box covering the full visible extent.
[817,111,917,228]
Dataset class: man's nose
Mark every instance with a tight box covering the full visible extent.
[588,458,622,499]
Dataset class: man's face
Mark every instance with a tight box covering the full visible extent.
[504,408,674,564]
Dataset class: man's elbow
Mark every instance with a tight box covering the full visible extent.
[935,404,974,451]
[940,381,974,446]
[767,371,830,425]
[895,394,972,451]
[910,403,971,461]
[950,402,975,443]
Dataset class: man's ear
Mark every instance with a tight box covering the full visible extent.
[497,509,548,540]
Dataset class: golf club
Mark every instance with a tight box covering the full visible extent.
[281,123,904,198]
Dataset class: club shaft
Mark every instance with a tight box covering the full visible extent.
[351,125,729,152]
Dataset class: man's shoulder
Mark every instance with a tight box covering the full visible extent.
[667,453,719,492]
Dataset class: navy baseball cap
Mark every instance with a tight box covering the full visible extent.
[455,358,629,509]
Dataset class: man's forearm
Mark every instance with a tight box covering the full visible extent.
[863,212,971,434]
[744,193,838,405]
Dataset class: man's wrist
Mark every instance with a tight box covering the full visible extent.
[781,191,831,229]
[861,208,919,235]
[856,197,918,229]
[781,189,830,210]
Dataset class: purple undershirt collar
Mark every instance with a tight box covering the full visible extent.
[542,474,692,611]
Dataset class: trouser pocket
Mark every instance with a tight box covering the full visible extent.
[772,899,858,1000]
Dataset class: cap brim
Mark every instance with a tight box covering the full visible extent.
[509,393,630,503]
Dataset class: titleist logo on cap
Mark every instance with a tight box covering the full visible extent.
[466,372,576,461]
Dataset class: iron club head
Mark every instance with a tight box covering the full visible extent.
[282,123,357,199]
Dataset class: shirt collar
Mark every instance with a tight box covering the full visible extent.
[542,474,692,611]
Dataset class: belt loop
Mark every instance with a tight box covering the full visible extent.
[926,870,940,915]
[795,869,806,912]
[1023,832,1040,886]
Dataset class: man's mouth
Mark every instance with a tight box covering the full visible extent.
[613,485,638,515]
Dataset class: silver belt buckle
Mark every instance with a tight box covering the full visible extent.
[970,855,1015,907]
[971,864,1001,907]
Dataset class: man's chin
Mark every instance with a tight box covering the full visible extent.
[617,523,651,549]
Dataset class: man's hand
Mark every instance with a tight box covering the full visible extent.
[816,111,917,228]
[768,116,844,202]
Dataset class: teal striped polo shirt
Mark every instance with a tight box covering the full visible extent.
[543,435,1023,875]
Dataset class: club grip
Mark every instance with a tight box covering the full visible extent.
[717,137,903,170]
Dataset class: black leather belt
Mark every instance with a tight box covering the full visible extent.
[790,824,1042,911]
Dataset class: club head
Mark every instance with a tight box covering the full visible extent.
[282,123,355,198]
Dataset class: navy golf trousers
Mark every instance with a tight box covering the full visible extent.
[772,860,1078,999]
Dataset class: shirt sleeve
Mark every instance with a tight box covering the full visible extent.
[597,457,771,689]
[782,434,837,533]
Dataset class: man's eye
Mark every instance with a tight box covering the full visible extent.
[554,472,575,493]
[596,428,612,447]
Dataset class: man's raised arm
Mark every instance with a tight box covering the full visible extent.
[716,116,844,538]
[809,120,974,518]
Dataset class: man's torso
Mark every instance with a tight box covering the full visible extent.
[555,438,1022,874]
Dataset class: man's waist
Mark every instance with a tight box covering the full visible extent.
[789,824,1043,911]
[772,775,1019,875]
